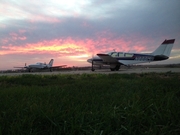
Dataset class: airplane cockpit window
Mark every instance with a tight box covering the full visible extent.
[108,52,116,56]
[124,53,133,57]
[111,52,118,57]
[108,52,124,57]
[118,52,124,57]
[37,63,42,65]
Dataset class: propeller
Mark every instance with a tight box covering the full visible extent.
[91,54,95,71]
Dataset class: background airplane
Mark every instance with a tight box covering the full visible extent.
[87,39,175,71]
[14,59,66,72]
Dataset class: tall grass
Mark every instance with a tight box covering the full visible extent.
[0,73,180,135]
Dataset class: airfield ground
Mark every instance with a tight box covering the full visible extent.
[0,67,180,76]
[1,66,180,134]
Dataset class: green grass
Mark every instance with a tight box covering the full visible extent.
[0,73,180,135]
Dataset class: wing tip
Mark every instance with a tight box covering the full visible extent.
[97,54,109,56]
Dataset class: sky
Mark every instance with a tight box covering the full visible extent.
[0,0,180,70]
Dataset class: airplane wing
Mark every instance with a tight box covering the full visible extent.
[118,60,146,65]
[14,66,28,69]
[97,53,140,66]
[51,65,67,69]
[14,66,24,68]
[97,54,119,64]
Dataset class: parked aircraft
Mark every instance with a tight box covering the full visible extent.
[87,39,175,71]
[14,59,66,72]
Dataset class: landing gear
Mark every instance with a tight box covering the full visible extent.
[91,60,95,71]
[115,65,120,71]
[110,65,120,71]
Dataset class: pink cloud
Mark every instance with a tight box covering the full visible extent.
[18,30,26,34]
[9,32,18,37]
[7,31,27,41]
[19,36,27,40]
[1,36,150,56]
[29,14,61,23]
[1,39,9,44]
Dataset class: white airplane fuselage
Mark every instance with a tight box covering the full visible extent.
[28,63,50,69]
[87,39,175,71]
[14,59,54,72]
[14,59,66,72]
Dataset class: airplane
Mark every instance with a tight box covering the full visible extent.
[14,59,66,72]
[87,39,175,71]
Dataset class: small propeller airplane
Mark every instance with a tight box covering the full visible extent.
[87,39,175,71]
[14,59,66,72]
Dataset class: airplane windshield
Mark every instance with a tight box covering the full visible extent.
[108,52,116,55]
[36,62,43,65]
[109,52,124,57]
[108,52,118,57]
[111,52,118,57]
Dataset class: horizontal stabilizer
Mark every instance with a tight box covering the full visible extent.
[14,66,27,68]
[52,65,67,68]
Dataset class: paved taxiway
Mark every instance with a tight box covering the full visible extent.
[0,68,180,76]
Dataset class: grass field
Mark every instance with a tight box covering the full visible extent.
[0,73,180,135]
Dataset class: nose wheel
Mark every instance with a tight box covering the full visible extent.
[91,60,95,71]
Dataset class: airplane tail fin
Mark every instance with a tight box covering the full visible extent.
[152,39,175,57]
[49,59,54,67]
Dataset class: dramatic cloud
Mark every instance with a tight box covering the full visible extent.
[0,0,180,70]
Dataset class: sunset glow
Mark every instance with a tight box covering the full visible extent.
[0,0,180,70]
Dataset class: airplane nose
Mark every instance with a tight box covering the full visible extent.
[87,59,92,63]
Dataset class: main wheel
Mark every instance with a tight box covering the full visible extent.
[110,65,120,71]
[115,65,120,71]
